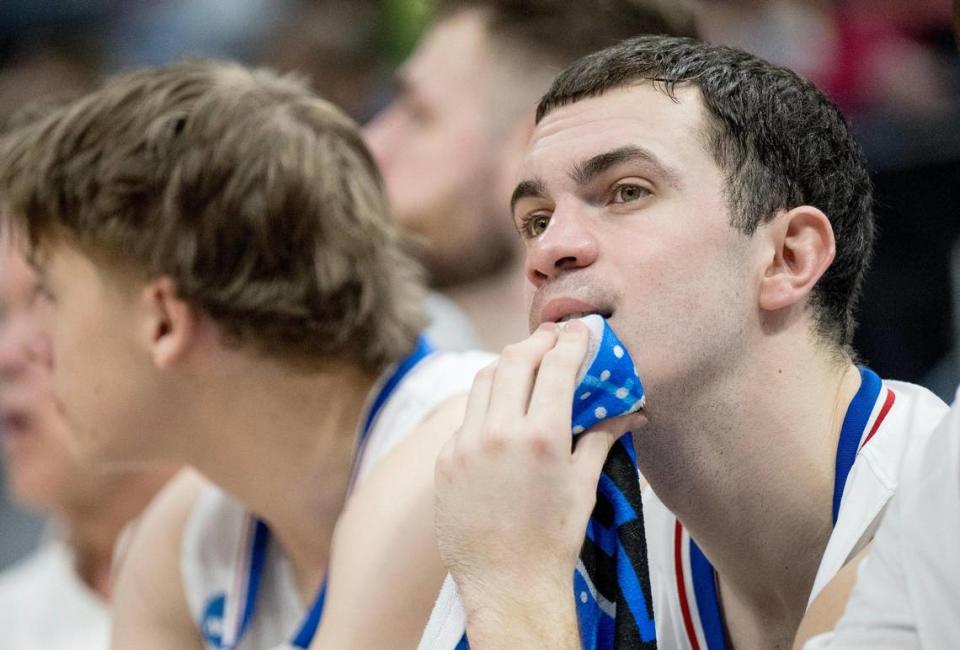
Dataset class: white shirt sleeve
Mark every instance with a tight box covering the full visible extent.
[806,392,960,649]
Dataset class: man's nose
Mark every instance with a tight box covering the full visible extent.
[525,206,599,287]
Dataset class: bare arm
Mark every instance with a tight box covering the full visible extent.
[309,396,470,649]
[111,469,207,650]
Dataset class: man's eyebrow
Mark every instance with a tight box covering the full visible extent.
[509,178,547,213]
[570,145,681,190]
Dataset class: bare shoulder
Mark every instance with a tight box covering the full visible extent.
[792,543,872,650]
[313,395,468,650]
[111,468,209,650]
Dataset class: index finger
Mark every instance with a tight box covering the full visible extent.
[525,320,589,436]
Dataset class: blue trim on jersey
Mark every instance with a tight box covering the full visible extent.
[689,538,726,650]
[832,367,881,525]
[455,634,470,650]
[230,335,435,648]
[362,335,435,435]
[290,583,326,649]
[234,520,270,644]
[686,365,882,650]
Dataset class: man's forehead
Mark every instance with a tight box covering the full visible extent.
[523,83,707,170]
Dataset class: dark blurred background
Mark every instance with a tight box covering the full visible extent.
[0,0,957,567]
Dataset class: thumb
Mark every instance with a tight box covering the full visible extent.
[572,428,617,479]
[572,410,647,479]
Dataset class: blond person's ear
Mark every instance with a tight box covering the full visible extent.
[140,276,203,370]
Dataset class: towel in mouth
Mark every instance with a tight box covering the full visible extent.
[571,313,646,433]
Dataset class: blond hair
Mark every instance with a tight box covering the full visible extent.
[0,59,426,369]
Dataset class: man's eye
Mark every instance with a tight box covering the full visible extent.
[522,213,551,238]
[612,184,649,204]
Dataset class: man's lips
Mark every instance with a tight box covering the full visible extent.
[537,297,612,326]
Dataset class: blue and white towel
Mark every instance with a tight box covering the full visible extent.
[419,314,656,650]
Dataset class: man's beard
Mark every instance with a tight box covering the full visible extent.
[402,228,518,289]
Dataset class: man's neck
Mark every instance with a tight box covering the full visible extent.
[636,336,860,642]
[184,358,380,602]
[444,254,530,351]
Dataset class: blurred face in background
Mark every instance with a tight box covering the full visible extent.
[0,235,88,512]
[364,9,520,285]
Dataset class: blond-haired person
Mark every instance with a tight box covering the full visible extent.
[0,60,491,650]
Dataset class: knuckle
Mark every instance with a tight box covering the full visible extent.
[527,433,555,459]
[480,433,507,454]
[524,424,560,458]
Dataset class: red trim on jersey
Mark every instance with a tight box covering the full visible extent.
[859,389,896,451]
[675,520,702,650]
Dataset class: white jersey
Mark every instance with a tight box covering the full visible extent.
[424,292,484,353]
[182,345,493,650]
[0,538,109,650]
[804,387,960,650]
[643,373,947,650]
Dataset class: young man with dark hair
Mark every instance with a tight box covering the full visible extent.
[365,0,701,351]
[427,35,948,649]
[0,59,491,649]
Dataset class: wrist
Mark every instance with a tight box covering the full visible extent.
[459,579,580,649]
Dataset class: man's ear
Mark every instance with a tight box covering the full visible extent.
[758,206,836,312]
[139,276,201,370]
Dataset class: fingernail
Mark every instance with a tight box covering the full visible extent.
[537,321,557,332]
